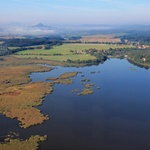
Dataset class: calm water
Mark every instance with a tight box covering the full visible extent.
[1,58,150,150]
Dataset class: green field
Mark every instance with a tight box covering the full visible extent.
[14,54,95,61]
[14,43,134,62]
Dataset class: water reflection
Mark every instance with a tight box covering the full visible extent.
[40,59,150,150]
[1,58,150,150]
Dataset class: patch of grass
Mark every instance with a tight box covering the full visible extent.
[78,88,93,96]
[47,72,79,85]
[0,64,52,90]
[0,59,55,128]
[0,82,53,128]
[47,72,78,80]
[13,54,95,62]
[58,72,79,79]
[0,56,66,67]
[53,79,73,85]
[0,133,47,150]
[13,43,134,62]
[0,57,81,128]
[85,83,95,88]
[16,43,133,55]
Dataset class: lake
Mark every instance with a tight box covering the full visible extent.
[1,58,150,150]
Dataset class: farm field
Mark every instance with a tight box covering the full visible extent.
[14,54,96,61]
[14,43,134,61]
[80,35,121,43]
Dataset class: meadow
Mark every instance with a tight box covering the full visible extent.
[14,54,96,62]
[14,43,134,62]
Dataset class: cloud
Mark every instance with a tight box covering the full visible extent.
[5,27,55,35]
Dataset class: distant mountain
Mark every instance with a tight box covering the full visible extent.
[32,23,51,30]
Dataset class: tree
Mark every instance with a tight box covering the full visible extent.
[44,44,52,50]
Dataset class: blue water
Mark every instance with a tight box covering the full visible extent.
[1,58,150,150]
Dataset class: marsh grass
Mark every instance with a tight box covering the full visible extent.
[0,82,53,128]
[0,133,47,150]
[78,88,93,96]
[58,72,79,79]
[53,79,73,85]
[0,59,55,128]
[47,72,79,85]
[0,64,52,90]
[0,56,66,66]
[84,83,95,88]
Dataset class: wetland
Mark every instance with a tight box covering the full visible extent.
[1,33,150,149]
[1,58,150,150]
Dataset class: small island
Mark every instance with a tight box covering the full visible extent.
[0,132,47,150]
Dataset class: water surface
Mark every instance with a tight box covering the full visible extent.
[1,58,150,150]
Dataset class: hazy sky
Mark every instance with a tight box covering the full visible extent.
[1,0,150,25]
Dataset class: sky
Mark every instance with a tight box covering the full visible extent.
[1,0,150,25]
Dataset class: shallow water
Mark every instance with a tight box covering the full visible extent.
[1,58,150,150]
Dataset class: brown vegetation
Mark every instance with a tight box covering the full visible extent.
[57,72,79,79]
[0,56,56,128]
[0,133,47,150]
[0,56,80,128]
[0,56,81,128]
[80,35,121,43]
[0,64,52,90]
[84,83,95,88]
[0,56,66,66]
[78,88,93,96]
[53,79,73,85]
[47,72,79,85]
[0,82,53,128]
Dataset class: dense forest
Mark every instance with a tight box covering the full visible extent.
[117,31,150,45]
[0,36,64,56]
[2,35,64,47]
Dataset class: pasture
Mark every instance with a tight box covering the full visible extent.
[14,43,134,61]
